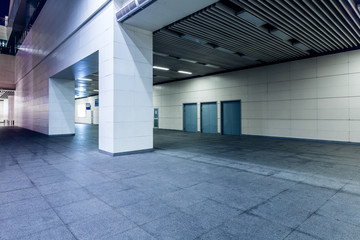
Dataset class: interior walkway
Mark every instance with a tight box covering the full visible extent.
[0,124,359,239]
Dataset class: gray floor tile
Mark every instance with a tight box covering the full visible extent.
[198,228,238,240]
[37,180,82,195]
[105,227,156,240]
[0,196,51,221]
[20,226,76,240]
[219,213,292,240]
[182,199,242,230]
[158,188,208,210]
[54,198,113,224]
[99,188,152,208]
[284,231,320,240]
[0,187,41,205]
[141,212,206,240]
[298,214,360,240]
[44,188,93,208]
[317,192,360,227]
[0,209,64,240]
[69,210,136,240]
[118,198,177,225]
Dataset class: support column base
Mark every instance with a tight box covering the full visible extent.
[99,148,154,156]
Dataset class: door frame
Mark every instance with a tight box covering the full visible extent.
[183,103,198,132]
[200,101,217,133]
[221,100,242,135]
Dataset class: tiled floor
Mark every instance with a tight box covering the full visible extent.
[1,124,360,239]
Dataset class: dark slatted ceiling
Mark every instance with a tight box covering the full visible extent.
[153,0,360,84]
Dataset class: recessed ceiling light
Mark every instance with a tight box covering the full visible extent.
[78,78,93,81]
[293,42,310,51]
[270,29,292,41]
[215,46,236,54]
[237,11,266,27]
[153,66,169,71]
[178,71,192,75]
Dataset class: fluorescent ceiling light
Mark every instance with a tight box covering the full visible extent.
[270,29,292,41]
[153,66,169,71]
[293,42,310,51]
[237,11,266,27]
[93,90,99,92]
[178,71,192,75]
[75,88,86,92]
[179,58,198,64]
[205,64,221,69]
[153,52,169,57]
[181,34,207,45]
[215,46,236,54]
[77,78,93,81]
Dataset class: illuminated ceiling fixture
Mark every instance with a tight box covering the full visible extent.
[293,42,310,51]
[270,29,292,41]
[178,70,192,75]
[237,11,266,27]
[77,78,93,81]
[93,90,99,92]
[181,34,207,45]
[75,88,86,92]
[241,55,258,61]
[215,46,236,54]
[153,66,169,71]
[205,64,221,69]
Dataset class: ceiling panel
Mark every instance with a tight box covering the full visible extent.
[153,0,360,85]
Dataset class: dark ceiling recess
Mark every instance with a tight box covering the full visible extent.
[153,0,360,85]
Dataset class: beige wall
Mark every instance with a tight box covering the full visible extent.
[154,49,360,143]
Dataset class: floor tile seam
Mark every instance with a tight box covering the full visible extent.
[4,220,66,240]
[136,210,208,240]
[284,183,348,238]
[15,162,81,240]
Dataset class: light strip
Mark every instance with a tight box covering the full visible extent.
[77,78,93,81]
[93,90,99,92]
[153,66,169,71]
[237,11,266,27]
[178,71,192,75]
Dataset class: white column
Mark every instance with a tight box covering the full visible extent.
[48,78,75,135]
[8,96,14,125]
[99,22,153,155]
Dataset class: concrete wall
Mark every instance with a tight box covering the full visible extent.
[0,54,15,89]
[75,96,99,125]
[154,49,360,143]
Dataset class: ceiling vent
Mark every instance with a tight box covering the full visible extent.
[116,0,157,22]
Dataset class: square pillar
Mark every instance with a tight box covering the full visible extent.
[99,23,153,155]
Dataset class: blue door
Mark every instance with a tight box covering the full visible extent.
[183,103,197,132]
[222,101,241,135]
[201,102,217,134]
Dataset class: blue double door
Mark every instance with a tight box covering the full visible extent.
[221,100,241,135]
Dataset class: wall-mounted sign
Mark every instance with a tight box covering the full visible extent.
[86,103,91,110]
[95,99,99,107]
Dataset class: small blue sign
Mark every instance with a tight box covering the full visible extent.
[95,99,99,107]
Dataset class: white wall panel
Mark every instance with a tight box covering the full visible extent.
[154,49,360,143]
